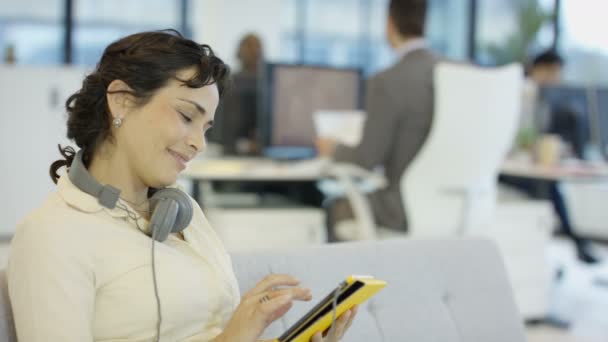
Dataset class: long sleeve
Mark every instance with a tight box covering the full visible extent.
[8,218,96,342]
[334,76,399,170]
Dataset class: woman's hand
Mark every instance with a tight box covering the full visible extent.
[216,274,312,342]
[311,306,358,342]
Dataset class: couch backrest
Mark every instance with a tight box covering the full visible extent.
[230,238,527,342]
[0,271,16,342]
[0,239,526,342]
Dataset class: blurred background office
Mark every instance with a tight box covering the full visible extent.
[2,0,608,341]
[210,33,264,155]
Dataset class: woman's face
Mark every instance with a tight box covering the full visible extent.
[111,67,219,188]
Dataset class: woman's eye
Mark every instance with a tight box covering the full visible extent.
[178,111,192,123]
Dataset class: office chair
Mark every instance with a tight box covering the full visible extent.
[327,62,554,319]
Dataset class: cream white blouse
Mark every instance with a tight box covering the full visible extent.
[8,174,240,342]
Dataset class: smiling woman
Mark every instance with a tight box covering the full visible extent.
[49,29,227,195]
[6,30,337,342]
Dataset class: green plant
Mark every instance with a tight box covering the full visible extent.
[483,0,554,65]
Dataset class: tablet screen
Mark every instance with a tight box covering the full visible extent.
[278,280,365,341]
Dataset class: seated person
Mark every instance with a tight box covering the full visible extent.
[211,33,263,155]
[516,49,565,151]
[8,30,356,341]
[316,0,439,235]
[503,49,598,263]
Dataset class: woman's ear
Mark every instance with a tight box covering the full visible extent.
[106,79,136,120]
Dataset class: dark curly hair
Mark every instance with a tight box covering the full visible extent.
[49,29,230,184]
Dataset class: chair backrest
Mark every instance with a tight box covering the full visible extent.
[0,271,16,342]
[402,62,523,237]
[231,238,527,342]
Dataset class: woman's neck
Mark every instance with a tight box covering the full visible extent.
[88,146,149,207]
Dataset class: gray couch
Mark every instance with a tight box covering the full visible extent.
[0,239,526,341]
[231,239,527,342]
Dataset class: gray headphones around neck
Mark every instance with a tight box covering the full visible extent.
[68,149,193,242]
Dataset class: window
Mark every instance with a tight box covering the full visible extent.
[73,0,183,65]
[367,0,470,74]
[475,0,555,66]
[559,0,608,85]
[302,0,364,68]
[426,0,469,61]
[0,0,63,65]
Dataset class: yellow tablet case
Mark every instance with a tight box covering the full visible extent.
[273,275,387,342]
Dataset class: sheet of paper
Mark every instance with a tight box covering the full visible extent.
[313,110,366,147]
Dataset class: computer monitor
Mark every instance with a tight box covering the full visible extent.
[538,85,593,159]
[596,87,608,158]
[258,63,363,159]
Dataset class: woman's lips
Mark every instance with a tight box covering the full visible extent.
[168,149,188,170]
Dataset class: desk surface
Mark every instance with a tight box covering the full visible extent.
[181,157,608,183]
[181,158,329,181]
[500,159,608,181]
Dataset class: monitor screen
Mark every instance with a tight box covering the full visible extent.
[538,85,592,159]
[596,88,608,158]
[260,64,363,150]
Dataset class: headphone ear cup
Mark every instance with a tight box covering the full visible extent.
[149,188,193,241]
[149,199,179,242]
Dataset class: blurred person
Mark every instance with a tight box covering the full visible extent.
[7,30,356,341]
[507,49,599,263]
[516,50,562,151]
[316,0,439,236]
[528,49,564,86]
[213,33,264,155]
[517,49,565,151]
[3,43,16,64]
[532,50,599,263]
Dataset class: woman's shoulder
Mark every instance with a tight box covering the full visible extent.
[12,192,98,249]
[186,194,212,232]
[8,192,97,288]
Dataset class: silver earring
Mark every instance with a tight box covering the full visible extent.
[112,117,123,128]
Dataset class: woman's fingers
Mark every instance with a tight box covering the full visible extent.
[343,306,358,332]
[272,287,312,301]
[333,309,352,340]
[256,293,294,325]
[248,274,301,296]
[312,331,323,342]
[323,308,354,342]
[250,287,312,304]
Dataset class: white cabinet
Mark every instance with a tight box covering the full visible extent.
[205,208,327,252]
[0,66,88,237]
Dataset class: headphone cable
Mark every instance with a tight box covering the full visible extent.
[326,283,343,341]
[118,202,163,342]
[151,229,162,342]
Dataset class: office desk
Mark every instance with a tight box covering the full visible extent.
[181,158,328,181]
[180,158,331,204]
[500,160,608,181]
[184,157,608,190]
[180,157,385,206]
[500,160,608,243]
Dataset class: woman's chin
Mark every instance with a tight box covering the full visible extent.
[149,173,178,189]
